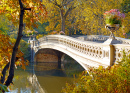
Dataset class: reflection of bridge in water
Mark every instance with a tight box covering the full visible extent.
[28,74,46,93]
[28,35,130,71]
[27,61,75,93]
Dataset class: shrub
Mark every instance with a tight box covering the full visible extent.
[62,51,130,93]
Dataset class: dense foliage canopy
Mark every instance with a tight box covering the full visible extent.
[41,0,130,37]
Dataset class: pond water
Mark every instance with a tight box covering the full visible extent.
[8,55,84,93]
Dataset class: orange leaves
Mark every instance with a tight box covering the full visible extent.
[0,31,28,72]
[16,51,24,58]
[0,9,3,14]
[26,1,47,22]
[0,0,47,28]
[0,33,12,70]
[23,1,47,28]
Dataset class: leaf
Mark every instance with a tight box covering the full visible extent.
[0,84,9,92]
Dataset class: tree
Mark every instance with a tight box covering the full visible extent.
[0,0,47,91]
[62,51,130,93]
[42,0,85,34]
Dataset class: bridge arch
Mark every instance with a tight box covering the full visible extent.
[34,45,89,71]
[34,48,59,63]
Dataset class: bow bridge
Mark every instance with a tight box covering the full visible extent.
[28,35,130,70]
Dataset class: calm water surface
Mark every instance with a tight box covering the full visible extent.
[9,54,84,93]
[8,63,77,93]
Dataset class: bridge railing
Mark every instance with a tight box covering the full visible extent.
[114,44,130,62]
[31,35,130,67]
[76,35,130,44]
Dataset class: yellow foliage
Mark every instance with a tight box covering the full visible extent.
[36,34,43,39]
[0,0,47,28]
[67,0,129,37]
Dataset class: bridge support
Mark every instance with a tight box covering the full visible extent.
[57,51,63,69]
[110,45,115,65]
[103,38,121,66]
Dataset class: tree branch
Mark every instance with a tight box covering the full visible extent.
[63,0,73,6]
[19,0,24,9]
[24,8,31,11]
[48,0,62,8]
[64,6,76,19]
[1,63,10,84]
[1,57,19,84]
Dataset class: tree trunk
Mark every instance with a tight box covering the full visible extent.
[60,9,65,33]
[5,8,24,87]
[4,0,31,87]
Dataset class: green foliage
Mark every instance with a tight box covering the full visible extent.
[121,0,130,13]
[19,39,30,60]
[0,84,9,92]
[0,15,19,39]
[10,38,30,62]
[106,17,122,25]
[34,22,49,35]
[62,51,130,93]
[0,15,15,35]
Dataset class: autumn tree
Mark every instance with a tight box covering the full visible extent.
[42,0,86,35]
[42,0,130,37]
[0,0,47,91]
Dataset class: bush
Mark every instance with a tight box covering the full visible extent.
[62,51,130,93]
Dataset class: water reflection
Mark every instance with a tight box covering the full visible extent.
[9,55,84,93]
[9,63,73,93]
[34,62,73,93]
[9,67,40,93]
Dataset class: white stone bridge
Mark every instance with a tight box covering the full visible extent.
[28,35,130,71]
